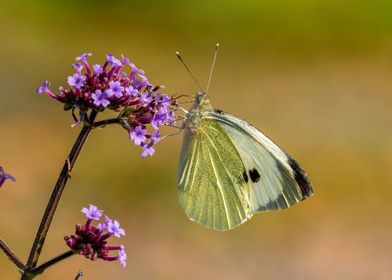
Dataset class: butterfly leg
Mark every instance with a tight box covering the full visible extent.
[161,123,185,140]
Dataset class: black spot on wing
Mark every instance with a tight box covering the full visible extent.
[243,171,249,183]
[287,155,313,198]
[249,168,261,183]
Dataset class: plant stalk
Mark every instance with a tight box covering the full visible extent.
[30,250,74,275]
[0,237,24,270]
[22,111,97,279]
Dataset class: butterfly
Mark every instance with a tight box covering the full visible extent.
[176,46,313,231]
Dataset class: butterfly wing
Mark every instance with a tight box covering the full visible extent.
[205,110,313,212]
[177,118,253,231]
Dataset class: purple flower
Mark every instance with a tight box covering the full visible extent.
[107,219,125,238]
[129,63,145,78]
[36,81,50,94]
[133,75,150,90]
[156,94,172,111]
[96,222,107,232]
[125,86,138,97]
[72,63,84,72]
[118,247,127,267]
[141,141,155,158]
[36,81,58,100]
[106,81,124,98]
[0,167,16,188]
[38,52,177,158]
[65,205,127,268]
[92,90,110,107]
[97,216,112,232]
[129,125,147,146]
[67,73,86,89]
[76,53,92,61]
[166,110,176,125]
[140,92,152,105]
[82,204,103,221]
[121,54,130,65]
[151,131,161,142]
[106,54,122,67]
[159,94,172,108]
[93,64,103,74]
[152,112,168,130]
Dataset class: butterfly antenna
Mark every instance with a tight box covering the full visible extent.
[206,43,220,94]
[176,51,204,92]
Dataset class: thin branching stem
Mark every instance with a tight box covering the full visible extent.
[0,238,24,270]
[29,251,74,275]
[21,111,97,279]
[93,118,121,128]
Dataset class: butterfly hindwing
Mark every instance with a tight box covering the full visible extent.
[206,110,313,212]
[177,118,253,231]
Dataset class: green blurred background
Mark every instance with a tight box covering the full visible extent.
[1,0,392,279]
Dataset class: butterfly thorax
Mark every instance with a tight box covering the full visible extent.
[185,92,213,130]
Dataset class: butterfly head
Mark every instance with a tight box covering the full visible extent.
[194,92,212,111]
[184,92,213,129]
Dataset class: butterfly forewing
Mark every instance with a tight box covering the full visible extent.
[177,118,253,231]
[206,110,313,212]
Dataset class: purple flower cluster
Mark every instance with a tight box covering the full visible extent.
[37,53,176,157]
[0,166,16,188]
[64,204,127,267]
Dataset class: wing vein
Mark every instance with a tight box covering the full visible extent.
[207,146,231,229]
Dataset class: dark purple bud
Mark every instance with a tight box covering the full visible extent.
[0,167,16,188]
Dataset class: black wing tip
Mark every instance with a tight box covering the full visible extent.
[286,155,314,199]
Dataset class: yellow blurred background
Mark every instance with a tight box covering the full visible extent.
[1,0,392,279]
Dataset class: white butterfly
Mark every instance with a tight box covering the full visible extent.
[176,47,313,231]
[177,92,313,231]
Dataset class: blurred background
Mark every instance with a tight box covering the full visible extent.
[1,0,392,279]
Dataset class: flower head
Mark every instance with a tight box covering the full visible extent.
[139,92,152,105]
[65,205,126,267]
[106,53,122,67]
[141,141,155,158]
[0,167,16,188]
[106,81,124,98]
[151,131,161,142]
[67,73,86,89]
[125,86,138,97]
[81,204,103,221]
[93,64,103,74]
[91,90,110,108]
[129,125,147,146]
[106,219,125,238]
[76,53,92,62]
[121,54,130,66]
[118,246,127,267]
[37,53,177,157]
[36,81,50,94]
[72,63,84,72]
